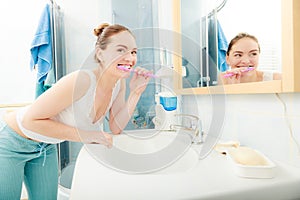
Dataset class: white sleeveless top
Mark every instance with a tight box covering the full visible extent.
[263,71,274,81]
[17,70,121,144]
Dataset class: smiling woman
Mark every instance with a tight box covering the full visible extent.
[0,22,152,199]
[173,0,295,94]
[217,0,282,72]
[218,32,282,85]
[0,1,46,107]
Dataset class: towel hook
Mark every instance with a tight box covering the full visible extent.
[207,0,228,17]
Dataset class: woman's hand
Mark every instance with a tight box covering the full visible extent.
[222,67,255,84]
[223,69,242,84]
[129,66,151,95]
[80,130,113,148]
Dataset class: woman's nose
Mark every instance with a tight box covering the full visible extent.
[241,56,250,64]
[124,52,136,62]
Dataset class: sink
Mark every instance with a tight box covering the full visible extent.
[68,129,300,200]
[69,129,200,199]
[83,129,198,174]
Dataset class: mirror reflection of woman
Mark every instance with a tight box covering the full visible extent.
[219,33,282,84]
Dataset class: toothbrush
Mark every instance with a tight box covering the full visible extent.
[223,67,255,78]
[117,65,158,78]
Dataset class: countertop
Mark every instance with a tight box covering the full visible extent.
[178,147,300,200]
[70,141,300,200]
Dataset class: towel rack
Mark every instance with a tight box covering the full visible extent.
[49,0,60,9]
[208,0,228,17]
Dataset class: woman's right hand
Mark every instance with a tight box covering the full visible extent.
[221,69,242,84]
[129,66,151,95]
[80,130,113,148]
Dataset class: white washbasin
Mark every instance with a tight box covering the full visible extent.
[68,129,300,200]
[82,129,198,174]
[69,129,200,199]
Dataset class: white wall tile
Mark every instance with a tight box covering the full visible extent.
[236,112,289,161]
[288,116,300,167]
[182,92,300,168]
[277,93,300,117]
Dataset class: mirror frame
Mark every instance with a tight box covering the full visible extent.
[172,0,300,94]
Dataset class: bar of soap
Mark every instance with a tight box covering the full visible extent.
[229,146,269,166]
[214,141,240,154]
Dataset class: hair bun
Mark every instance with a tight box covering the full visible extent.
[93,23,110,37]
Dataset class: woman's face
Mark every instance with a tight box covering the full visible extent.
[98,31,137,77]
[226,37,260,69]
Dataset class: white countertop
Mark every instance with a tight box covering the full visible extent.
[70,140,300,200]
[178,148,300,200]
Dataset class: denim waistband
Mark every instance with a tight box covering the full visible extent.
[0,119,56,166]
[0,119,41,146]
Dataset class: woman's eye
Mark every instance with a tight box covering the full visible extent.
[117,48,126,53]
[234,54,242,57]
[131,50,137,55]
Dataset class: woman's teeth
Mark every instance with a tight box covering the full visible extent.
[117,65,132,72]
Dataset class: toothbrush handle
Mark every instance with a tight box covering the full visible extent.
[223,67,254,78]
[223,72,235,78]
[117,66,157,78]
[133,70,157,78]
[144,73,157,78]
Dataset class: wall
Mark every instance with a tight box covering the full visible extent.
[182,93,300,168]
[56,0,112,73]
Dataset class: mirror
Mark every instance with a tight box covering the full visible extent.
[173,0,300,94]
[217,0,282,71]
[179,0,281,89]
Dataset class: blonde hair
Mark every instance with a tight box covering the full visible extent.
[93,23,133,63]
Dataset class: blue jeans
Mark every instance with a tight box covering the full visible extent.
[0,120,58,200]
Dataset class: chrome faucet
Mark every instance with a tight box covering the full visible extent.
[170,114,204,144]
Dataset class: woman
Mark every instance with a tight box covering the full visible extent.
[0,23,151,199]
[219,32,281,84]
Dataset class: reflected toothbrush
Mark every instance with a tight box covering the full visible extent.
[223,67,255,78]
[117,65,158,78]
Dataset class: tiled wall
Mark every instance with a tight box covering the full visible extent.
[182,92,300,168]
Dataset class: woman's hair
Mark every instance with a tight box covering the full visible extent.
[93,23,133,62]
[226,32,260,55]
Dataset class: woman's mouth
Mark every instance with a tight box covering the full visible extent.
[237,65,253,68]
[117,65,132,72]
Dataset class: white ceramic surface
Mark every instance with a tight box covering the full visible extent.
[77,129,197,174]
[227,147,276,179]
[68,129,300,200]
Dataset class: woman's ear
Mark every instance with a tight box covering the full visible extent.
[225,55,230,66]
[95,49,103,63]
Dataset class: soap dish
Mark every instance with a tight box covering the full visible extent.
[227,146,276,179]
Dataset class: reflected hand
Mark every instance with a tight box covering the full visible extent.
[222,67,255,84]
[223,69,242,84]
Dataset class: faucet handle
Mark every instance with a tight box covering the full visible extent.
[190,117,199,130]
[173,114,204,144]
[175,114,199,129]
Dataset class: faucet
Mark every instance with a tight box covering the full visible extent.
[170,114,204,144]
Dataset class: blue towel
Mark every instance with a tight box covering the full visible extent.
[35,81,47,98]
[217,20,229,72]
[35,67,56,98]
[44,64,56,89]
[30,4,52,83]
